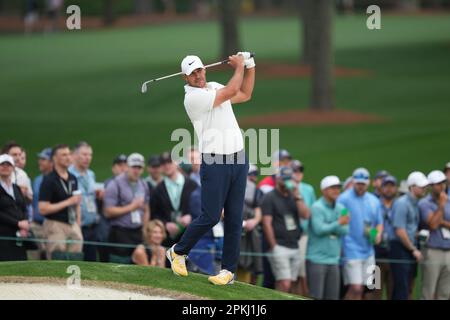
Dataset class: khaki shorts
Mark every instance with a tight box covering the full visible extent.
[268,244,301,281]
[298,234,308,278]
[43,219,83,260]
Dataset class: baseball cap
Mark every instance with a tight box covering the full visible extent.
[398,180,409,194]
[291,160,304,172]
[181,55,205,76]
[343,176,353,190]
[407,171,429,188]
[248,163,259,176]
[444,162,450,173]
[112,154,127,165]
[272,149,292,162]
[352,167,370,185]
[127,153,145,168]
[179,159,192,175]
[276,166,293,180]
[147,155,161,167]
[374,170,389,180]
[37,147,52,160]
[427,170,446,185]
[382,175,398,186]
[0,154,14,166]
[320,176,341,190]
[159,151,172,164]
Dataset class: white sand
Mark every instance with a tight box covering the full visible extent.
[0,282,173,300]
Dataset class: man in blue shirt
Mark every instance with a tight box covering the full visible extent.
[69,142,100,261]
[31,147,53,260]
[337,167,383,300]
[418,170,450,300]
[389,171,428,300]
[373,175,398,300]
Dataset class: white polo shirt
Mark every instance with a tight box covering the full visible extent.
[184,82,244,155]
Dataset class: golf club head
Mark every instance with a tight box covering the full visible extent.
[141,83,148,93]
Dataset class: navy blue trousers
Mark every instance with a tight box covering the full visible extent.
[175,151,248,273]
[389,240,417,300]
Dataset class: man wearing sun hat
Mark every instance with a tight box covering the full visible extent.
[418,170,450,300]
[337,167,383,300]
[389,171,429,300]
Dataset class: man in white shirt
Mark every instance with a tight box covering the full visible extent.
[167,52,255,285]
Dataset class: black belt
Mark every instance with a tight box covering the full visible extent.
[201,150,246,164]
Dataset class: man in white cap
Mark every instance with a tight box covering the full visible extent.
[337,167,383,300]
[389,171,428,300]
[418,170,450,300]
[167,52,255,285]
[306,176,349,300]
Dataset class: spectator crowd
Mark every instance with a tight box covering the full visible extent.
[0,140,449,300]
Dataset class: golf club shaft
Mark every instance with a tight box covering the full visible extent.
[141,52,254,92]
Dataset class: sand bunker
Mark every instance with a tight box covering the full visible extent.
[0,282,173,300]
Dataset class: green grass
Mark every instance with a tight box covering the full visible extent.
[1,14,450,187]
[0,260,302,300]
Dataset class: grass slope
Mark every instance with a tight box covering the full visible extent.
[0,260,302,300]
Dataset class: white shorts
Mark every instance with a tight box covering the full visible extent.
[268,244,301,281]
[343,255,376,286]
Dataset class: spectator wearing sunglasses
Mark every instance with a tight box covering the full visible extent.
[337,168,383,300]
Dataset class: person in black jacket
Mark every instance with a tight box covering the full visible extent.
[150,152,197,248]
[0,154,30,261]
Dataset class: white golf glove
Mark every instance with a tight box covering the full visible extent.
[237,51,255,69]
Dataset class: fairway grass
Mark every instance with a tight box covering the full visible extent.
[0,261,302,300]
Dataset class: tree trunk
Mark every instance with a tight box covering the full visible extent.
[310,0,334,111]
[134,0,152,15]
[103,0,115,26]
[299,0,314,65]
[218,0,241,58]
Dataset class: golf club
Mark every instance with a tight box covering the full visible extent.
[141,52,255,93]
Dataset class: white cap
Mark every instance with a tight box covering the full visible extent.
[427,170,446,185]
[0,154,14,166]
[181,55,204,76]
[248,163,258,175]
[352,167,370,185]
[127,153,145,168]
[407,171,429,188]
[321,175,341,190]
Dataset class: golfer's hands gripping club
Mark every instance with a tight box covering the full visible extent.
[227,54,245,70]
[237,51,256,69]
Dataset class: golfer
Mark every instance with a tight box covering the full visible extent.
[166,52,255,285]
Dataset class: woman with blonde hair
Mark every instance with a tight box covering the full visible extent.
[132,219,167,267]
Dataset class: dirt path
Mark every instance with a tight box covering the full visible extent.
[240,109,385,126]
